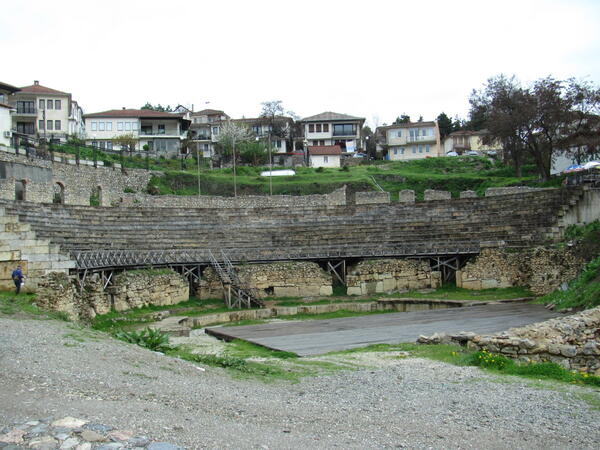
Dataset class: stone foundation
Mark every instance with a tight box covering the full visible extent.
[35,269,189,321]
[199,262,333,299]
[346,259,441,296]
[456,248,585,295]
[464,307,600,374]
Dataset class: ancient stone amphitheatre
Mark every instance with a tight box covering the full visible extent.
[1,151,599,449]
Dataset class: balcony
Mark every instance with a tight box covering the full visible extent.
[11,105,37,116]
[407,135,436,143]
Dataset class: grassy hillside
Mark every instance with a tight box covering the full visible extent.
[149,157,563,200]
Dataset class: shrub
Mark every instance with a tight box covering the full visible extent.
[115,327,170,352]
[466,349,514,370]
[315,167,325,173]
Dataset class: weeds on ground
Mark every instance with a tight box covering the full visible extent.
[0,291,70,321]
[115,327,171,352]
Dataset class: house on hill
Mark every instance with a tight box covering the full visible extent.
[443,129,502,155]
[189,109,230,158]
[8,80,85,143]
[300,112,365,152]
[83,108,190,155]
[309,145,342,168]
[376,121,442,160]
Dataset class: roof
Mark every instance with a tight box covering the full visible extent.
[301,112,365,122]
[308,145,342,156]
[0,102,13,109]
[448,129,489,137]
[0,81,20,94]
[193,109,227,116]
[18,82,70,96]
[83,109,185,119]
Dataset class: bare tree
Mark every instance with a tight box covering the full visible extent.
[217,121,254,196]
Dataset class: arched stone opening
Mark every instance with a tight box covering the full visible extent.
[53,182,65,204]
[15,179,26,201]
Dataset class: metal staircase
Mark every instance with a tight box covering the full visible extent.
[208,250,263,309]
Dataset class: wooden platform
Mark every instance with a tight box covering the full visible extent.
[205,303,561,356]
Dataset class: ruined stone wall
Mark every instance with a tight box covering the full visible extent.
[118,187,348,208]
[485,186,545,197]
[108,270,189,312]
[355,191,390,205]
[199,262,333,298]
[0,152,151,206]
[35,269,189,321]
[398,190,415,203]
[346,259,441,295]
[424,189,452,201]
[456,248,585,295]
[466,307,600,374]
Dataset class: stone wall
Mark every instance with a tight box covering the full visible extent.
[118,186,349,208]
[35,269,189,321]
[424,189,452,201]
[485,186,545,197]
[398,190,415,203]
[465,307,600,374]
[199,262,333,298]
[0,152,151,206]
[107,270,189,312]
[346,259,441,295]
[460,190,477,198]
[355,191,391,205]
[456,248,585,295]
[0,207,75,291]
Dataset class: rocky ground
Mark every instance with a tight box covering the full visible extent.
[1,317,599,449]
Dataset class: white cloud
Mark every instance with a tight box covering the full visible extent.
[2,0,599,128]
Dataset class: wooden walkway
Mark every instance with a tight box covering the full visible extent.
[205,303,561,356]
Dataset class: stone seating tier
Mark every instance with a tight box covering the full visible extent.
[0,188,579,265]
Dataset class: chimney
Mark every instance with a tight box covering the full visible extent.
[122,107,126,110]
[34,80,39,85]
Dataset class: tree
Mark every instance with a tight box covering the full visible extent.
[141,102,173,112]
[217,121,254,196]
[393,115,411,124]
[112,134,137,153]
[436,112,454,140]
[362,126,376,158]
[470,75,600,181]
[239,141,267,165]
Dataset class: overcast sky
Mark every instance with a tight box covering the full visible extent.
[2,0,599,127]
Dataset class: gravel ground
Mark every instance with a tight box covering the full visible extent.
[1,317,599,449]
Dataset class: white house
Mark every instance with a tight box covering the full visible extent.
[0,81,20,147]
[9,80,82,143]
[190,109,230,157]
[83,108,190,155]
[232,116,294,154]
[376,121,442,160]
[300,112,365,152]
[443,129,502,155]
[308,145,342,168]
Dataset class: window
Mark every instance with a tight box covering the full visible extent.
[38,120,45,130]
[212,126,219,135]
[54,120,61,130]
[106,142,113,150]
[273,140,282,148]
[320,140,325,146]
[426,145,430,153]
[132,122,138,130]
[55,100,61,110]
[16,101,35,114]
[92,141,98,148]
[418,145,423,153]
[333,124,356,136]
[412,146,416,154]
[117,122,123,131]
[324,156,329,163]
[308,124,315,133]
[316,124,322,132]
[158,124,165,134]
[106,122,112,131]
[323,124,329,132]
[47,100,53,110]
[99,122,105,131]
[91,122,97,131]
[393,149,398,155]
[39,99,45,110]
[312,140,318,146]
[252,125,261,135]
[0,94,4,103]
[125,122,131,131]
[47,120,53,130]
[99,141,106,149]
[401,148,405,154]
[397,130,402,137]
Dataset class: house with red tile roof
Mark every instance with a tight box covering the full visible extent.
[300,112,365,153]
[83,108,190,155]
[308,145,342,168]
[8,80,85,142]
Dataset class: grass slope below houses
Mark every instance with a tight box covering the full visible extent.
[147,157,564,200]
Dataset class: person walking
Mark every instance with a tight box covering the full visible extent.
[12,265,24,295]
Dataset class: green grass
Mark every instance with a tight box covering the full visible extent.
[0,291,70,321]
[387,285,533,301]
